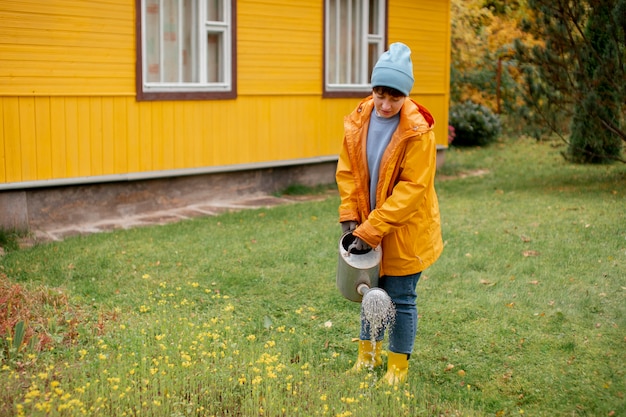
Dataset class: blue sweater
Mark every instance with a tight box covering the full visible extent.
[366,110,400,210]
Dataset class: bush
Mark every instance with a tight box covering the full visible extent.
[449,101,502,147]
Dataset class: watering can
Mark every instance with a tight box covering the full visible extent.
[336,231,382,302]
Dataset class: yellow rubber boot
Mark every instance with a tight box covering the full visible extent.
[381,351,409,385]
[347,340,383,374]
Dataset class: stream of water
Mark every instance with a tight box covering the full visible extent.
[361,288,395,343]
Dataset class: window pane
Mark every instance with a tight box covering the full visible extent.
[182,0,197,82]
[328,0,338,82]
[368,0,379,35]
[349,0,362,83]
[207,0,223,21]
[338,0,349,83]
[368,42,378,81]
[206,32,223,82]
[145,0,161,82]
[327,0,382,87]
[163,0,180,82]
[332,0,363,84]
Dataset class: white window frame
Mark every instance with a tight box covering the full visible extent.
[324,0,386,94]
[138,0,235,98]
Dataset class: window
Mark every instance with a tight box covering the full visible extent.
[136,0,236,100]
[324,0,386,97]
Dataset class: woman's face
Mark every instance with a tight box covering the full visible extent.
[373,91,404,118]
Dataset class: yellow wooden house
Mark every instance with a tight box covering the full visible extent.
[0,0,451,232]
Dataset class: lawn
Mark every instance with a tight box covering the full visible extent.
[1,137,625,416]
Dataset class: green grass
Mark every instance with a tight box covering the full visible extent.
[0,228,22,253]
[277,183,338,196]
[1,137,625,416]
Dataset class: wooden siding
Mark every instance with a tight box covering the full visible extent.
[0,0,450,186]
[238,0,322,95]
[0,95,354,183]
[0,0,135,96]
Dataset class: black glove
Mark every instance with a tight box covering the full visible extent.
[348,237,371,253]
[340,221,358,234]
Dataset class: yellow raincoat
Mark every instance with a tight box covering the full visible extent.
[336,96,443,276]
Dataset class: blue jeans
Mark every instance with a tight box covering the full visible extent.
[359,272,421,355]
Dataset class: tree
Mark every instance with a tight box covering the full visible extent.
[449,0,537,134]
[449,0,496,107]
[516,0,625,163]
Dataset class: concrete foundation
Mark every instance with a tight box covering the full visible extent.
[1,148,447,236]
[0,191,29,232]
[0,161,337,234]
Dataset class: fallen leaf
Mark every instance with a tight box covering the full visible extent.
[522,250,540,257]
[480,279,496,287]
[444,363,455,372]
[529,280,540,285]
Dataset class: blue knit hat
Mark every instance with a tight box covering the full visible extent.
[370,42,414,96]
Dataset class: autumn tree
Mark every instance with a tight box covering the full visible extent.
[450,0,495,107]
[450,0,536,133]
[516,0,625,163]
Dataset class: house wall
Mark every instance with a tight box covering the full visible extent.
[1,0,450,185]
[0,0,450,232]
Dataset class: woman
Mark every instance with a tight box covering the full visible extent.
[336,42,444,385]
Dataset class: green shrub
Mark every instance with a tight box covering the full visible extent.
[449,101,502,147]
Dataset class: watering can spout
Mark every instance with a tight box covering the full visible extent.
[356,283,370,296]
